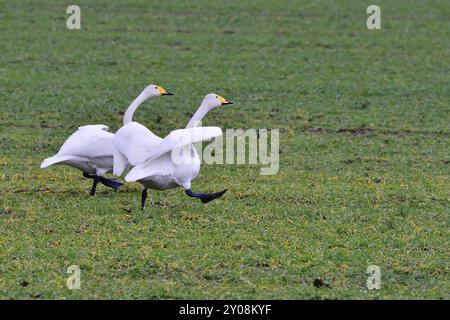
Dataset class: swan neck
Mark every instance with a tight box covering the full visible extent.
[123,92,148,125]
[186,104,210,128]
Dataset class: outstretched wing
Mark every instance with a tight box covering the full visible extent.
[139,126,222,164]
[125,126,222,182]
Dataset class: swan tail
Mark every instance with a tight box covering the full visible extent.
[113,146,128,177]
[40,155,75,169]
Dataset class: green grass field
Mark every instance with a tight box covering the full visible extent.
[0,0,448,299]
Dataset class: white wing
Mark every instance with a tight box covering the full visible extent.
[113,122,162,167]
[113,145,129,176]
[57,125,114,158]
[138,126,222,164]
[125,126,222,182]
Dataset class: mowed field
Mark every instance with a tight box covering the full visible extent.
[0,0,448,299]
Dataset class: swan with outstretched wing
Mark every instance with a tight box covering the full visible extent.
[114,94,234,208]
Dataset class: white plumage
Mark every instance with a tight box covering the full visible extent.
[123,126,223,185]
[113,122,162,175]
[40,84,173,195]
[113,93,234,208]
[41,125,114,175]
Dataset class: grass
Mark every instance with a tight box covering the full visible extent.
[0,0,449,299]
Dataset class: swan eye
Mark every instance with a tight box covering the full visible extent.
[155,86,158,90]
[216,96,218,98]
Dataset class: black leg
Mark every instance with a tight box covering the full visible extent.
[141,189,148,210]
[185,189,227,204]
[83,173,123,195]
[83,173,98,196]
[89,176,99,196]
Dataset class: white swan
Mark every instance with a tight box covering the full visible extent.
[114,93,234,208]
[40,84,173,195]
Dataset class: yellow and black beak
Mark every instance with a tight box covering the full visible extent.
[158,86,174,96]
[219,96,234,105]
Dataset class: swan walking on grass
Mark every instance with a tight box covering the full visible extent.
[114,93,234,209]
[40,84,173,195]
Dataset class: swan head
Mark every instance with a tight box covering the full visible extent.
[201,93,234,110]
[142,84,174,99]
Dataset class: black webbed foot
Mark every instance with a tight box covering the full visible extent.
[98,176,123,189]
[185,189,227,203]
